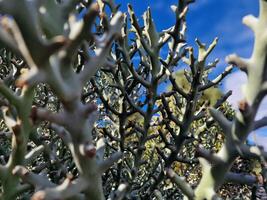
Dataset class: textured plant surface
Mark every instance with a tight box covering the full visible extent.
[0,0,266,200]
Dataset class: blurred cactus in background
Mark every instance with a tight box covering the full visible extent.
[0,0,266,200]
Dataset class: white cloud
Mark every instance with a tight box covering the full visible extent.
[224,71,267,147]
[223,71,246,109]
[224,71,267,119]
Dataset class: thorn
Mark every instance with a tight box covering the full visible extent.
[80,142,96,158]
[66,173,74,181]
[12,124,21,137]
[12,166,29,176]
[30,106,38,124]
[238,99,251,117]
[48,35,68,52]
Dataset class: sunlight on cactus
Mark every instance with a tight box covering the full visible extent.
[0,0,265,200]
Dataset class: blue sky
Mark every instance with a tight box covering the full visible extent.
[115,1,267,147]
[117,0,257,63]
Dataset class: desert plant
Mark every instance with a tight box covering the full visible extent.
[0,0,123,199]
[0,0,266,200]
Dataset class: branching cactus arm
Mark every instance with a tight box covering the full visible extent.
[0,0,123,200]
[93,1,236,199]
[0,0,265,199]
[195,0,267,199]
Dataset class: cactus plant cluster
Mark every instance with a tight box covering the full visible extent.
[0,0,266,200]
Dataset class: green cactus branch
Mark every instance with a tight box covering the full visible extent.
[195,0,267,199]
[0,0,266,199]
[0,82,20,108]
[0,0,123,199]
[166,168,195,200]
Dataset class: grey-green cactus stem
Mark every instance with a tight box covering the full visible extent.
[0,0,123,199]
[0,0,264,199]
[227,2,267,105]
[195,0,267,199]
[127,4,161,178]
[0,85,34,200]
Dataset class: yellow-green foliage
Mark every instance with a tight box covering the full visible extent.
[170,70,222,106]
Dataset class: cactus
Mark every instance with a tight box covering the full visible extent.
[0,0,265,200]
[195,0,267,199]
[0,1,123,200]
